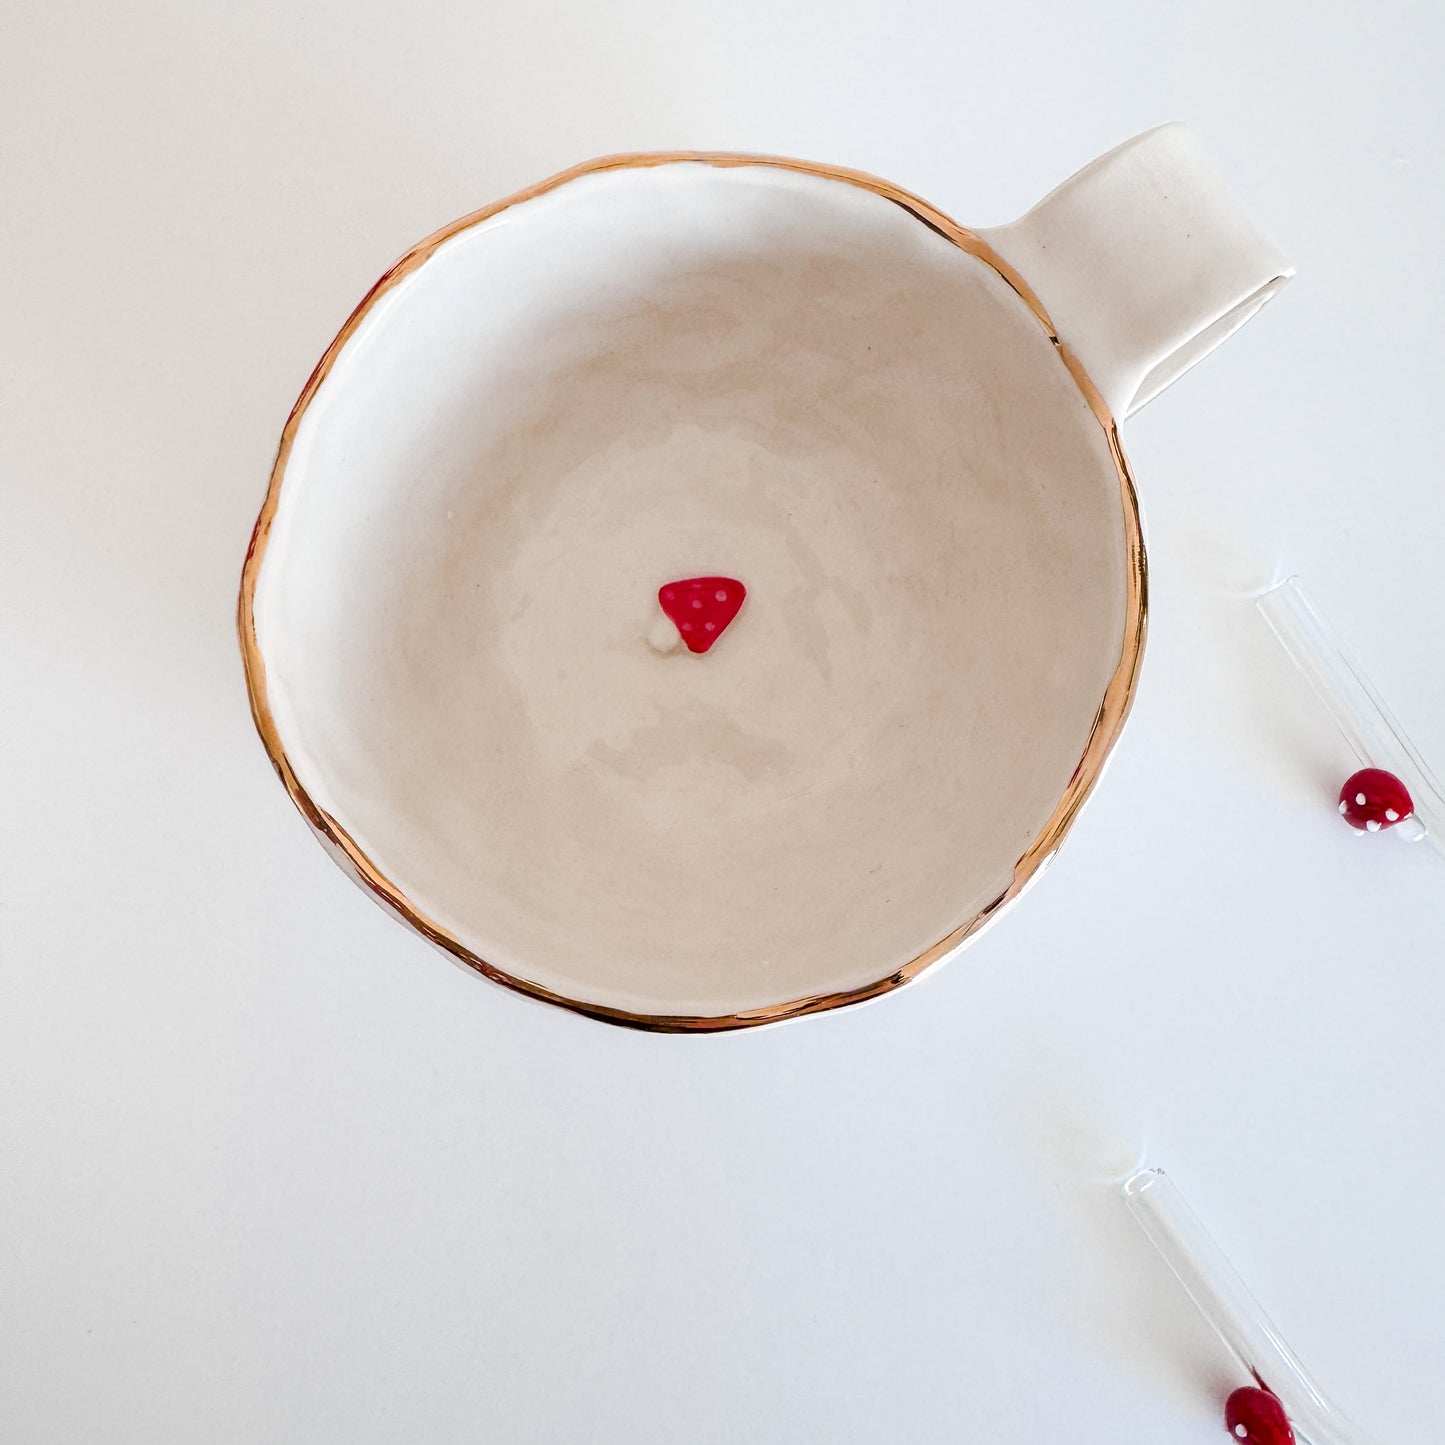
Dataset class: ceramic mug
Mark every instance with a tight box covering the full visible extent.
[240,124,1291,1030]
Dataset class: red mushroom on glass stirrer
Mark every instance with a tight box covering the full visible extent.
[1225,1386,1295,1445]
[1337,767,1414,834]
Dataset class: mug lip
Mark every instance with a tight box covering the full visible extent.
[237,150,1148,1033]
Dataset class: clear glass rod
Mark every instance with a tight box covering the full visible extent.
[1124,1168,1379,1445]
[1257,576,1443,855]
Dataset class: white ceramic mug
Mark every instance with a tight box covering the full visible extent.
[240,124,1291,1030]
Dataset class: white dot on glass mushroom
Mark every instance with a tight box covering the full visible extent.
[1235,1428,1248,1440]
[1386,808,1400,821]
[715,589,727,601]
[1356,792,1367,805]
[704,621,715,631]
[691,598,703,609]
[664,589,675,601]
[681,622,692,631]
[1366,819,1381,832]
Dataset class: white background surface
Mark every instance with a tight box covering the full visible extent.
[3,2,1443,1441]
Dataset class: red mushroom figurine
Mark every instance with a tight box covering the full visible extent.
[1224,1386,1294,1445]
[656,577,746,655]
[1338,767,1414,834]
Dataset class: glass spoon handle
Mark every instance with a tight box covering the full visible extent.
[1124,1168,1380,1445]
[1257,576,1444,854]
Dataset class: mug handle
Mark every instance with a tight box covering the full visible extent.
[978,123,1294,421]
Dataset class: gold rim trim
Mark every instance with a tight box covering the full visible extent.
[237,151,1148,1034]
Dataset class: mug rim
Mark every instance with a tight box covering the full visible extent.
[237,151,1148,1033]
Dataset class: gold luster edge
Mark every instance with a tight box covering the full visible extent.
[237,151,1148,1033]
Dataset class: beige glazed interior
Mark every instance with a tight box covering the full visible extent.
[244,157,1141,1027]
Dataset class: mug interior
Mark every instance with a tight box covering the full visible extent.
[249,159,1136,1023]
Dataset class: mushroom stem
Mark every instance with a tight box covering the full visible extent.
[646,615,683,654]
